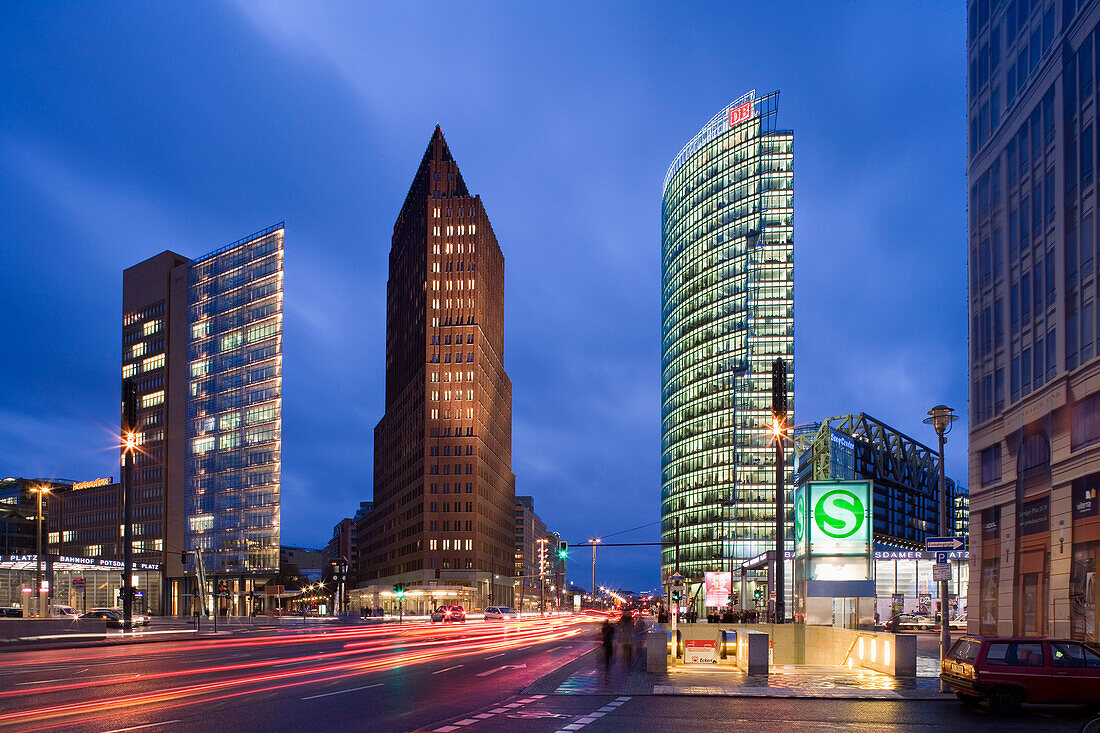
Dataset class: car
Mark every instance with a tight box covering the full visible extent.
[484,606,517,621]
[430,605,467,623]
[90,607,151,626]
[941,635,1100,714]
[0,607,23,618]
[949,614,967,631]
[79,610,124,629]
[50,605,80,619]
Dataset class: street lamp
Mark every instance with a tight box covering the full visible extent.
[588,538,601,608]
[924,404,958,693]
[30,486,50,617]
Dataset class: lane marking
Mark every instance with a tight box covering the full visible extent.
[554,697,632,733]
[102,721,182,733]
[485,653,505,660]
[476,664,526,677]
[432,665,464,675]
[301,683,383,700]
[547,646,571,652]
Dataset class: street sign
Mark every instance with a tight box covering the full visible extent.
[926,536,965,551]
[932,563,952,581]
[935,552,949,563]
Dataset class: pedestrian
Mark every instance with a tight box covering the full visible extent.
[618,612,634,668]
[601,619,614,669]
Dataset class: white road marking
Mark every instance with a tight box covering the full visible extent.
[300,683,383,700]
[102,721,182,733]
[547,646,571,652]
[432,665,463,675]
[476,664,527,677]
[485,653,505,660]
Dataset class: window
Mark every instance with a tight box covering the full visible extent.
[1073,392,1100,450]
[985,642,1044,666]
[143,320,162,336]
[247,321,278,343]
[141,391,164,408]
[220,332,242,351]
[981,444,1002,485]
[192,436,215,454]
[1051,642,1100,668]
[131,342,146,359]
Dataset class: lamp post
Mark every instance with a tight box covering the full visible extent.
[588,538,601,608]
[924,404,958,693]
[30,486,50,617]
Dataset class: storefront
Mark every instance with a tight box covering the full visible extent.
[872,546,969,622]
[0,554,162,614]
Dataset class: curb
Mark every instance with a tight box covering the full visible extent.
[647,685,950,700]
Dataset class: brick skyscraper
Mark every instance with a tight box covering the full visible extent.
[355,127,516,610]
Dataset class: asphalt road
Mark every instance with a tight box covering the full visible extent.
[429,695,1095,733]
[0,617,599,732]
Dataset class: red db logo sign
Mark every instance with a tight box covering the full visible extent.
[729,101,753,127]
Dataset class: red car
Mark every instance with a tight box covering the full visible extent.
[941,635,1100,714]
[430,605,466,623]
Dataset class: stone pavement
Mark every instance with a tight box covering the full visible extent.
[525,640,952,700]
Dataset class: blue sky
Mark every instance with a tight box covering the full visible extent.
[0,2,967,593]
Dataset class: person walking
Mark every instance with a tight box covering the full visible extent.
[618,612,634,668]
[601,619,614,670]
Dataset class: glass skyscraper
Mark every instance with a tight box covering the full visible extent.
[661,90,795,593]
[185,225,284,576]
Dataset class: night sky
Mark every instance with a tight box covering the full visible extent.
[0,2,967,594]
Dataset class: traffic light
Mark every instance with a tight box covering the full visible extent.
[393,583,406,599]
[217,582,228,597]
[754,587,762,601]
[180,551,187,565]
[558,541,568,560]
[671,589,681,602]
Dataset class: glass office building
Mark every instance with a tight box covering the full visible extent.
[185,225,284,577]
[661,90,795,586]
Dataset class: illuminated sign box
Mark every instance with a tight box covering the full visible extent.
[795,480,875,597]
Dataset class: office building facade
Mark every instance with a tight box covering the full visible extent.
[660,91,795,589]
[354,127,516,611]
[968,0,1100,640]
[122,224,284,614]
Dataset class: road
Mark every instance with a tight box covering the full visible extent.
[428,695,1092,733]
[0,616,599,732]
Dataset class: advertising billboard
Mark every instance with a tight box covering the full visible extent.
[704,571,732,607]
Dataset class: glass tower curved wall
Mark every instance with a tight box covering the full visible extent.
[661,90,795,586]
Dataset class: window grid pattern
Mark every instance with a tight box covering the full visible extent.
[185,227,283,575]
[660,90,795,580]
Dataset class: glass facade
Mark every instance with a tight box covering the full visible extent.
[661,90,795,581]
[185,225,283,575]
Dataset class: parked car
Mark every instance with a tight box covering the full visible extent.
[90,607,150,626]
[79,610,124,629]
[484,606,517,621]
[0,607,23,618]
[948,614,967,631]
[941,635,1100,714]
[50,605,80,619]
[430,605,467,623]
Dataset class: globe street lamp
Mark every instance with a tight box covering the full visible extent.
[30,486,50,617]
[924,404,958,692]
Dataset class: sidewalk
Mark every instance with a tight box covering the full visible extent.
[525,640,952,700]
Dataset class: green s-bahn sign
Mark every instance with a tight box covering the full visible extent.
[803,480,872,556]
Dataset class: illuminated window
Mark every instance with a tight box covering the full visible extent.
[219,413,241,430]
[192,436,215,454]
[445,243,454,254]
[246,405,276,425]
[434,207,440,218]
[48,532,59,544]
[446,225,454,236]
[131,342,146,359]
[141,391,165,408]
[191,321,211,339]
[191,360,211,377]
[433,226,441,237]
[123,364,137,378]
[143,320,162,336]
[142,354,165,372]
[219,433,241,450]
[470,224,476,234]
[220,332,242,351]
[247,321,278,343]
